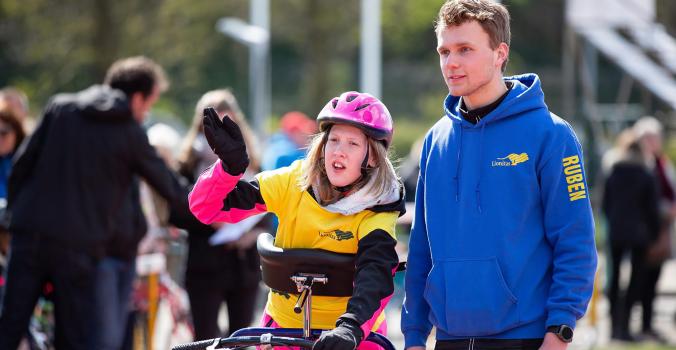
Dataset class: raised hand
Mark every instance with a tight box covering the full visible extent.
[203,107,249,175]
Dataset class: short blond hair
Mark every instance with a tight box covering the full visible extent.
[298,129,398,205]
[633,116,663,140]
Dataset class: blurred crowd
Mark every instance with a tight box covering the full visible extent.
[601,116,676,344]
[0,57,319,350]
[0,56,673,350]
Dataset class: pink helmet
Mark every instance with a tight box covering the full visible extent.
[317,91,393,148]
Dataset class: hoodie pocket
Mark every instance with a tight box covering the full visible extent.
[423,258,519,336]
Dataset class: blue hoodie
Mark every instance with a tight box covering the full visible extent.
[401,74,597,346]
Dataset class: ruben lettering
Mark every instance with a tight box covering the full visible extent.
[562,155,587,201]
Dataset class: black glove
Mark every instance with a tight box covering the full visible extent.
[203,107,249,175]
[313,319,364,350]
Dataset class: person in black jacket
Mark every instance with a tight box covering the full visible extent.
[175,89,264,341]
[0,56,184,350]
[632,116,675,342]
[602,131,660,341]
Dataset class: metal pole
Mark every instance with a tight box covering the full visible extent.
[304,287,312,338]
[360,0,381,98]
[251,0,270,138]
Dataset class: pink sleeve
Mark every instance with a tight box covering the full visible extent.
[359,264,398,337]
[188,160,268,224]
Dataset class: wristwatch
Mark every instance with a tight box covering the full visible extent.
[547,325,574,343]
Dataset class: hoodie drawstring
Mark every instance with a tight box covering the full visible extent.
[475,123,487,213]
[454,125,463,202]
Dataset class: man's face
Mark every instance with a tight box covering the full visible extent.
[131,85,161,123]
[436,20,508,103]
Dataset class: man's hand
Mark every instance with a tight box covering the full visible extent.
[539,332,569,350]
[313,319,363,350]
[203,107,249,175]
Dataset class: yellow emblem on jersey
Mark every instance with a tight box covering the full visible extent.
[492,153,529,167]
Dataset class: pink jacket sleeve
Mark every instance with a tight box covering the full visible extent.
[188,160,268,224]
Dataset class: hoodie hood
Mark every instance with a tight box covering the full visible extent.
[75,85,132,122]
[441,73,549,212]
[443,73,547,127]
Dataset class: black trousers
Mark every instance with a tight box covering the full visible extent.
[0,233,98,350]
[435,338,543,350]
[185,270,259,341]
[641,263,663,332]
[607,240,648,336]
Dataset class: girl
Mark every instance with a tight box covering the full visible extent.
[189,91,405,350]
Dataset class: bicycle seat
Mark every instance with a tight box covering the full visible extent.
[257,233,356,297]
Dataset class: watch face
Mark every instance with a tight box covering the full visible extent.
[561,326,574,341]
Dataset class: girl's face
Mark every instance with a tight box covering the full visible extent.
[324,124,370,188]
[0,121,16,157]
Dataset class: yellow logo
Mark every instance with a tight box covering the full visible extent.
[492,153,529,167]
[319,229,354,241]
[562,155,587,201]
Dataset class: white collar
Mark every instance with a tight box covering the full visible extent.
[317,176,401,215]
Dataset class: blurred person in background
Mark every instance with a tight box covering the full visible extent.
[401,1,597,349]
[0,109,26,305]
[602,128,660,342]
[261,111,317,233]
[0,110,26,199]
[0,56,186,350]
[93,124,184,350]
[261,110,316,171]
[0,87,33,132]
[633,116,675,342]
[399,137,424,204]
[175,89,264,341]
[127,122,192,349]
[137,122,184,258]
[396,136,424,230]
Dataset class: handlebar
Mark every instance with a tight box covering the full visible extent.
[171,334,315,350]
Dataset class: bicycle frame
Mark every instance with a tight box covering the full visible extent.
[171,327,396,350]
[231,327,396,350]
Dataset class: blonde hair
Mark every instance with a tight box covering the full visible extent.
[633,116,663,140]
[178,89,260,174]
[298,128,399,205]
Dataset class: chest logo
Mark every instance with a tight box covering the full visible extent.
[319,229,354,241]
[492,153,529,167]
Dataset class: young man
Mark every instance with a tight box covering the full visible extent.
[0,56,184,350]
[401,1,597,350]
